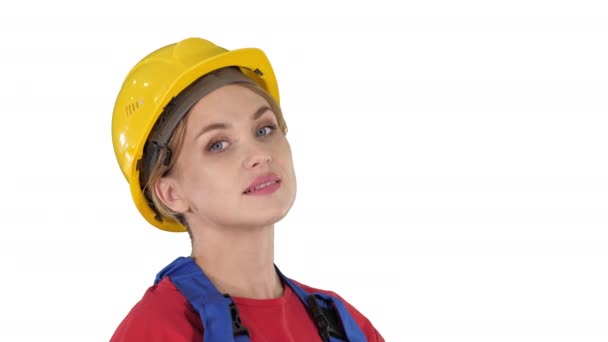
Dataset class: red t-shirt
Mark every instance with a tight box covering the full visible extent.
[110,277,384,341]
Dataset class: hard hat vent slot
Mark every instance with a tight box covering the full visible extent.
[125,101,140,117]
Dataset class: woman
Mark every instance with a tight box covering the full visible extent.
[110,37,384,342]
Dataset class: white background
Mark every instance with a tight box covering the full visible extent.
[0,1,606,341]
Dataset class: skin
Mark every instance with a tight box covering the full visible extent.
[155,84,297,299]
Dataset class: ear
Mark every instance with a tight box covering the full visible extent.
[154,176,190,214]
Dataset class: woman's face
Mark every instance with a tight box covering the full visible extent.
[160,84,297,230]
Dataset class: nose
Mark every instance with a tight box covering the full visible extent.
[243,147,272,169]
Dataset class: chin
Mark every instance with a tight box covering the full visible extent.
[252,202,293,226]
[243,195,295,227]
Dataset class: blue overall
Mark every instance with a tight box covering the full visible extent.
[155,257,368,342]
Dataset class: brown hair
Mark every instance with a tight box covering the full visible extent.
[140,82,288,237]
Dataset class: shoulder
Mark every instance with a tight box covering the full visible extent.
[291,280,386,342]
[110,277,202,342]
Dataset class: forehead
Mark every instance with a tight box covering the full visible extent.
[186,84,270,124]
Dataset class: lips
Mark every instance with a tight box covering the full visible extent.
[243,173,281,194]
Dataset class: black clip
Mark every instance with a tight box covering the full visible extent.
[226,296,249,336]
[306,295,347,341]
[306,295,330,341]
[148,141,172,167]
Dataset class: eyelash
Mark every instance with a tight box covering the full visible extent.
[206,123,279,152]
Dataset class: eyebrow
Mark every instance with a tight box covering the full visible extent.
[195,105,272,140]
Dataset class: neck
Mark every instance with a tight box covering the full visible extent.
[189,224,283,299]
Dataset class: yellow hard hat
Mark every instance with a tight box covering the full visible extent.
[111,37,281,232]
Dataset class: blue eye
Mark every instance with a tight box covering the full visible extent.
[257,125,276,137]
[207,124,277,153]
[208,140,228,152]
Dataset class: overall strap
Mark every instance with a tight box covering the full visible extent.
[155,257,250,342]
[155,257,368,342]
[276,267,369,342]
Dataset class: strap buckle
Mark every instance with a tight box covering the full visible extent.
[225,295,249,336]
[306,295,347,341]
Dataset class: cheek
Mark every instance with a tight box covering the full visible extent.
[275,140,295,175]
[175,155,211,195]
[279,139,293,163]
[182,160,235,197]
